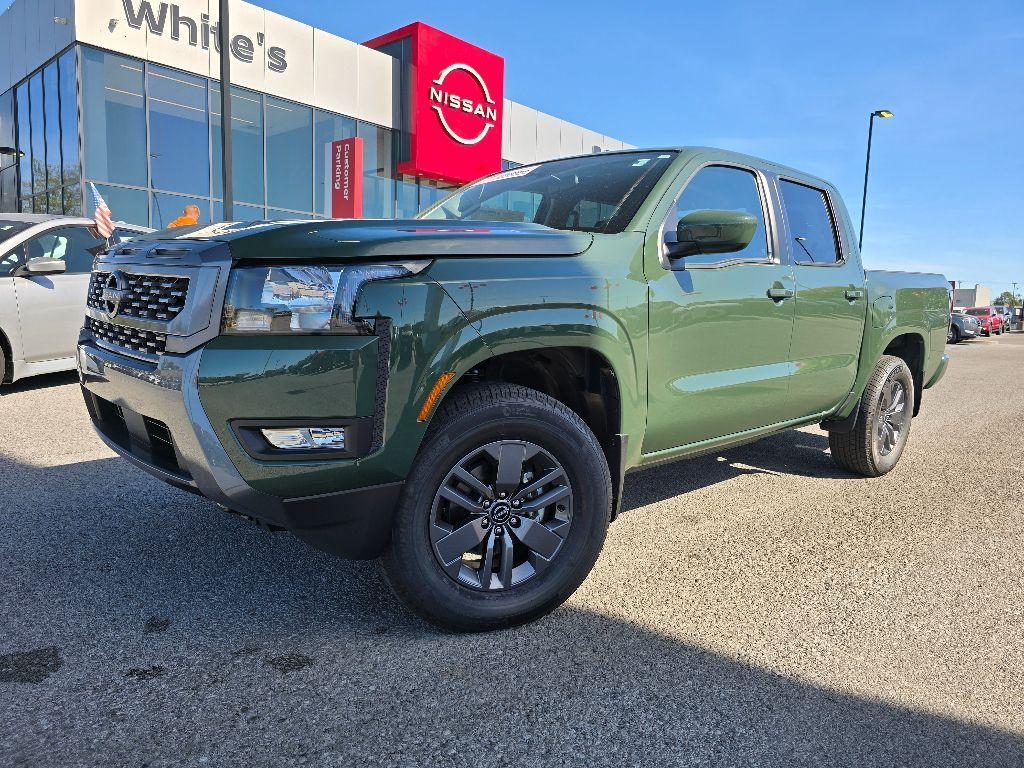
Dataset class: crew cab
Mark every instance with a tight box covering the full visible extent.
[77,148,950,631]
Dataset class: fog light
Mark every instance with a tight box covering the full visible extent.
[260,426,346,451]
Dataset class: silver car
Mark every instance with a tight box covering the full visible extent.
[0,214,150,383]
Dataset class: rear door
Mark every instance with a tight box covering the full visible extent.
[643,162,797,454]
[12,224,107,363]
[778,178,867,419]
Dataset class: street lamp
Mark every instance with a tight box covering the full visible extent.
[858,109,894,250]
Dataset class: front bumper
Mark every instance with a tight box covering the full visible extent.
[78,341,402,558]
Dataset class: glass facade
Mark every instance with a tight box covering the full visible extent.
[4,47,83,216]
[0,44,466,225]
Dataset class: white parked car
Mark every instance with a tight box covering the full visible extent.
[0,214,151,383]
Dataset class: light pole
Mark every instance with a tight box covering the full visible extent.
[859,109,894,250]
[218,0,233,221]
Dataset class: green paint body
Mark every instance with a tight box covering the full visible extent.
[192,148,949,500]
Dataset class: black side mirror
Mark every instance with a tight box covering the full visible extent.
[664,209,757,262]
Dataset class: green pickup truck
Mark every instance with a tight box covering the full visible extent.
[78,148,950,631]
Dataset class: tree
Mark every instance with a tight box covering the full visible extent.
[994,291,1019,308]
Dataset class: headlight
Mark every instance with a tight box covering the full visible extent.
[221,261,429,334]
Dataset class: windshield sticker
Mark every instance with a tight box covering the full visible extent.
[632,158,652,167]
[486,165,536,183]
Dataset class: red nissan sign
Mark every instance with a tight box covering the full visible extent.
[365,22,504,185]
[326,137,363,218]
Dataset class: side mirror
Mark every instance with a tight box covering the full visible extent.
[664,209,757,262]
[13,257,67,277]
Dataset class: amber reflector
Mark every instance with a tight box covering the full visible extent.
[418,371,457,422]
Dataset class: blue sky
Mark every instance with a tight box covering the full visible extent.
[5,0,1021,295]
[258,0,1021,296]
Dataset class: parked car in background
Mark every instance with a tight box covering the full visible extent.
[995,305,1016,331]
[964,306,1004,336]
[0,214,151,384]
[948,312,980,344]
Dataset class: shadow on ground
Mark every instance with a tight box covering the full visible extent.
[621,427,849,513]
[0,370,78,395]
[2,448,1022,766]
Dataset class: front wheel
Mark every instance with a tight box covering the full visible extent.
[383,382,612,632]
[947,326,960,344]
[829,355,915,477]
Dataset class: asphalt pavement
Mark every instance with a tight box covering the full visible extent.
[2,333,1023,767]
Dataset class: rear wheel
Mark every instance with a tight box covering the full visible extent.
[947,325,960,344]
[829,355,914,477]
[383,382,611,632]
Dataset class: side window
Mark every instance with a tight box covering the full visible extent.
[22,226,106,274]
[779,180,841,264]
[665,166,769,266]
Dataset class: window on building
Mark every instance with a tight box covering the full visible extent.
[58,48,79,190]
[0,89,16,213]
[15,82,31,200]
[213,199,265,222]
[82,48,147,187]
[313,109,356,216]
[358,122,394,218]
[42,62,61,195]
[395,175,419,219]
[147,65,209,197]
[779,179,841,264]
[152,191,209,229]
[265,96,312,213]
[29,73,45,196]
[665,165,769,266]
[418,179,453,213]
[211,84,264,208]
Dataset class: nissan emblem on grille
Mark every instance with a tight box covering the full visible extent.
[101,270,130,318]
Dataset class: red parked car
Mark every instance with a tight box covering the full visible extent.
[964,306,1004,336]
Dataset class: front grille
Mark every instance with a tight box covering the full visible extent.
[86,316,167,357]
[87,271,190,321]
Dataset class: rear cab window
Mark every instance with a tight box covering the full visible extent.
[779,179,842,264]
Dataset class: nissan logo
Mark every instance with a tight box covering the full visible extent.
[101,271,130,318]
[428,63,498,146]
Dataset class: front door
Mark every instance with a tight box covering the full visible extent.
[643,164,796,455]
[11,225,105,363]
[777,179,867,420]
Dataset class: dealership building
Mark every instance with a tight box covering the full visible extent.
[0,0,632,228]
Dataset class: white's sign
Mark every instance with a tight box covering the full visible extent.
[121,0,288,71]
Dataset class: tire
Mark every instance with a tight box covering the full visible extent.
[829,355,915,477]
[383,382,612,632]
[947,326,960,344]
[0,343,5,384]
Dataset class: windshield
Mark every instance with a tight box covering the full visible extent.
[0,220,32,244]
[964,308,989,316]
[417,151,678,234]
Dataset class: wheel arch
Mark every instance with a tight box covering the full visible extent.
[412,307,643,520]
[882,332,925,416]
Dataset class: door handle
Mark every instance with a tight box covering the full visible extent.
[845,289,864,301]
[767,287,794,301]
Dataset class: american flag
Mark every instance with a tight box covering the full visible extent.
[90,182,114,239]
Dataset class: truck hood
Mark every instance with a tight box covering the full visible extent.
[131,219,594,261]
